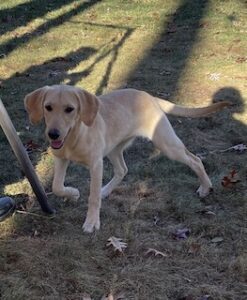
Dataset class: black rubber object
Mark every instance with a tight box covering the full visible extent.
[0,197,16,222]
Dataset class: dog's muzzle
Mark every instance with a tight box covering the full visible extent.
[48,129,64,150]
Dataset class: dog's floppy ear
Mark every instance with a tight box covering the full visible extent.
[24,86,49,124]
[75,88,99,126]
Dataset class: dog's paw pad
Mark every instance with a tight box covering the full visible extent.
[64,187,80,201]
[82,217,100,233]
[196,185,213,198]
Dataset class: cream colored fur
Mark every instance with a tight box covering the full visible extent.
[24,85,229,232]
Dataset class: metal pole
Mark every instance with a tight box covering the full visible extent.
[0,98,54,214]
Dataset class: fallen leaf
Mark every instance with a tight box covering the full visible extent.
[231,143,247,152]
[107,237,127,253]
[188,243,201,254]
[209,72,221,81]
[236,56,246,63]
[145,248,169,257]
[210,143,247,154]
[24,140,41,153]
[172,228,191,240]
[221,169,240,188]
[211,237,224,243]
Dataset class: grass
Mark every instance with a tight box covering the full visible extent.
[0,0,247,299]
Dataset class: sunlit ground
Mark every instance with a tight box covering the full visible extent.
[0,0,246,299]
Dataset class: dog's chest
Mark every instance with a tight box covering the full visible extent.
[52,147,91,167]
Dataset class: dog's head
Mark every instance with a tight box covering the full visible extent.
[24,85,99,150]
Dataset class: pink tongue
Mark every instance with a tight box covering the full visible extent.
[51,140,63,149]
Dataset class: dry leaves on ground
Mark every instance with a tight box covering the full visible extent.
[24,139,41,153]
[188,243,201,255]
[106,236,127,253]
[196,143,247,159]
[221,169,240,188]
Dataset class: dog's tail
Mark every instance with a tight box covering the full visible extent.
[156,97,230,118]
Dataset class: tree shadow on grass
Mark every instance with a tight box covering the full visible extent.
[128,0,209,99]
[122,0,246,215]
[0,0,102,58]
[83,22,134,95]
[182,86,247,155]
[211,87,247,145]
[0,0,77,36]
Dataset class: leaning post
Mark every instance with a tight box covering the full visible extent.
[0,98,54,214]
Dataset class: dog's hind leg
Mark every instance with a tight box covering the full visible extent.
[101,140,132,198]
[151,115,212,197]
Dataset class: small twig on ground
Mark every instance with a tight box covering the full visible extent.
[15,210,55,218]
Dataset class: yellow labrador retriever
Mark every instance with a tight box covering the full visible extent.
[24,85,228,232]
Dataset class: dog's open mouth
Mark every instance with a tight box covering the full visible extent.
[51,140,64,150]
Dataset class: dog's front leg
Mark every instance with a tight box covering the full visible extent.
[52,157,80,200]
[83,159,103,233]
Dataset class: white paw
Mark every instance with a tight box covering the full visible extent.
[82,214,100,233]
[196,185,213,198]
[101,186,110,199]
[64,187,80,201]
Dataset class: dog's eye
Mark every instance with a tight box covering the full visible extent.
[45,105,52,112]
[65,107,74,113]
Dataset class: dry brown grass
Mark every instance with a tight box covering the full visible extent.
[0,0,246,299]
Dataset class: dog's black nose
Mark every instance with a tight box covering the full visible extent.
[48,128,60,140]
